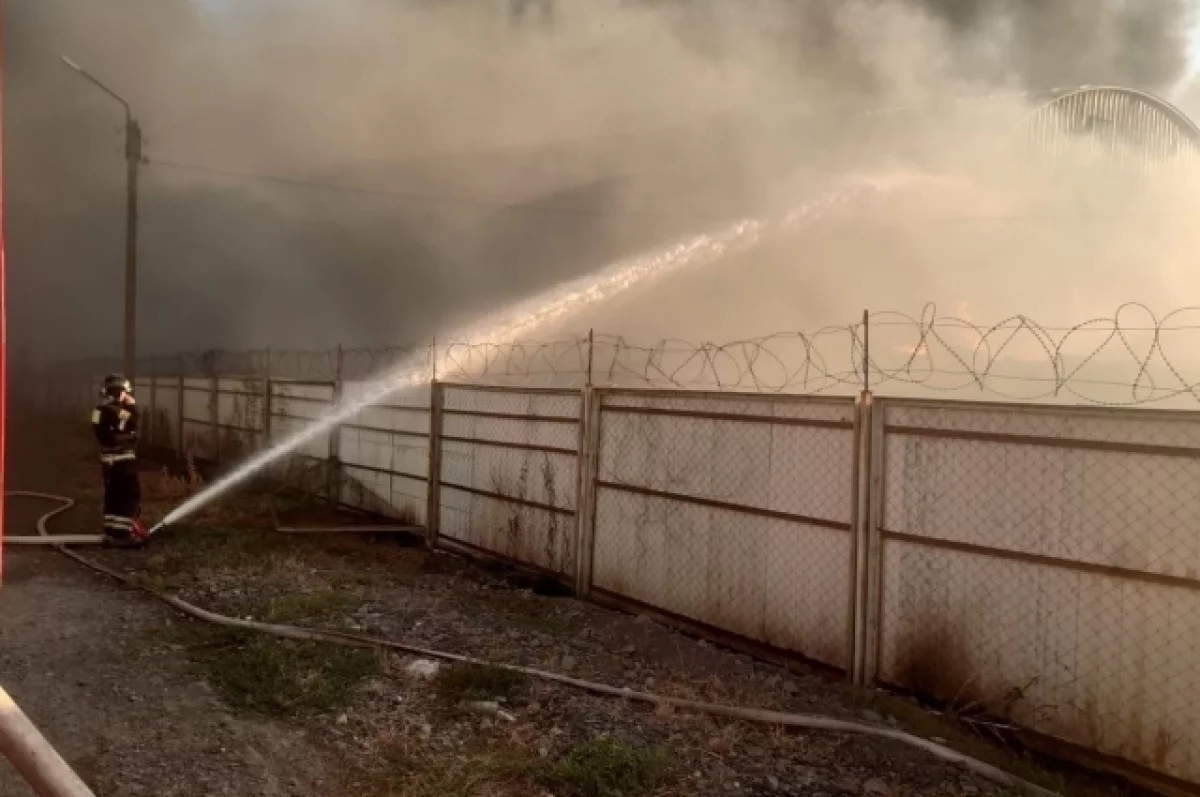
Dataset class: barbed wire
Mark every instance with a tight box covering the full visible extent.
[867,303,1200,406]
[38,304,1200,407]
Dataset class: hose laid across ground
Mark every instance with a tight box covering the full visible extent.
[8,490,1061,797]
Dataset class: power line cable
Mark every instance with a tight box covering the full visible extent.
[147,155,1200,224]
[145,156,713,221]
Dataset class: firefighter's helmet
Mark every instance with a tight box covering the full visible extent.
[102,373,132,400]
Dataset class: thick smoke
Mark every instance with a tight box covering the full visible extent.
[911,0,1194,90]
[6,0,1198,366]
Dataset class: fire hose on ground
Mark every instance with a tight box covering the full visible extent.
[1,491,1061,797]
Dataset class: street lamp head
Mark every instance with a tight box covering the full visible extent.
[59,55,132,116]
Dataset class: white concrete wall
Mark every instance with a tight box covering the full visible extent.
[875,399,1200,784]
[591,391,858,670]
[438,386,580,575]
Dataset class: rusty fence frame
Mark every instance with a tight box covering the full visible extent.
[264,378,339,505]
[859,396,1200,793]
[336,384,434,525]
[427,381,584,579]
[860,395,1200,684]
[581,387,863,674]
[56,370,1200,792]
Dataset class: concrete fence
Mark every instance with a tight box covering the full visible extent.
[60,374,1200,792]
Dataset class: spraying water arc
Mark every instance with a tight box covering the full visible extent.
[153,178,909,531]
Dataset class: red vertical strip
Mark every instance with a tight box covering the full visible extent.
[0,0,8,585]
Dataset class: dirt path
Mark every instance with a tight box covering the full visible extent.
[0,415,330,796]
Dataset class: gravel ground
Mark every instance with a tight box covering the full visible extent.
[3,415,1136,797]
[0,419,331,796]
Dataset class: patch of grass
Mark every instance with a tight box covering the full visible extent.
[264,590,357,623]
[461,589,573,636]
[332,570,380,589]
[537,739,671,797]
[355,739,669,797]
[154,453,205,500]
[844,688,1087,796]
[432,662,531,704]
[130,569,186,593]
[145,526,289,574]
[193,629,377,717]
[363,745,534,797]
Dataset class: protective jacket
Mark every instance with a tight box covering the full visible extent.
[92,399,144,544]
[92,401,139,464]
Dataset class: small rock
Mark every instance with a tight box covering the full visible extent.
[405,659,441,680]
[707,736,732,756]
[767,775,781,791]
[860,709,883,723]
[335,713,348,726]
[862,778,890,796]
[782,680,800,696]
[560,655,578,671]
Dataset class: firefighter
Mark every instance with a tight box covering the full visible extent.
[92,374,149,547]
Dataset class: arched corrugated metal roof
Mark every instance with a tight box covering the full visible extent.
[1021,86,1200,164]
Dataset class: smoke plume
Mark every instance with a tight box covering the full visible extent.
[6,0,1198,367]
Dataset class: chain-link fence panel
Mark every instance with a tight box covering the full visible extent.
[590,390,859,671]
[870,399,1200,784]
[337,380,433,524]
[180,377,216,461]
[437,385,581,576]
[145,376,181,453]
[213,378,268,463]
[266,380,336,481]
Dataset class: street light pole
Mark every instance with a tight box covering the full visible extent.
[61,56,142,382]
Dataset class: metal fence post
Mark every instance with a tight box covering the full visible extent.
[573,385,602,597]
[177,368,185,457]
[208,351,220,464]
[147,373,158,448]
[262,348,272,452]
[860,396,887,686]
[327,345,345,507]
[425,380,445,549]
[849,390,874,685]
